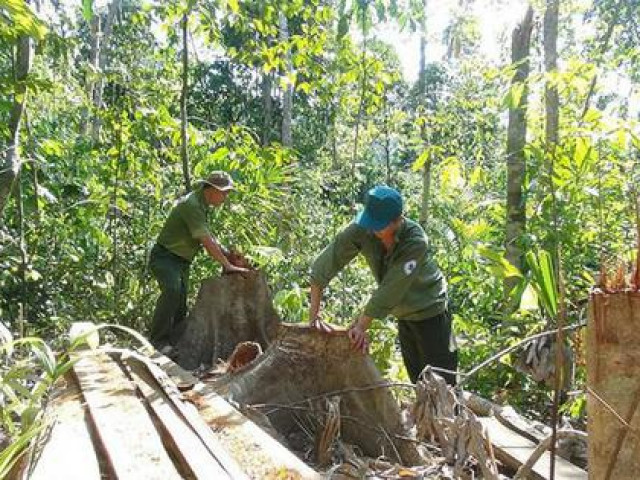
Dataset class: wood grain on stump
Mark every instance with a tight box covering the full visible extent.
[175,272,279,369]
[209,323,421,465]
[588,291,640,479]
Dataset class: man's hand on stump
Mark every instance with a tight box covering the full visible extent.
[348,315,372,354]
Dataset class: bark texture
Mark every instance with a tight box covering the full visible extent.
[175,273,421,465]
[504,6,534,294]
[210,324,421,465]
[1,36,33,220]
[175,272,280,370]
[587,291,640,479]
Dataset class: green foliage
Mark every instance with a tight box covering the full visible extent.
[525,250,558,319]
[0,0,638,450]
[0,0,47,41]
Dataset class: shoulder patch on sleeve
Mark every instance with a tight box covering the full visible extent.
[404,259,417,275]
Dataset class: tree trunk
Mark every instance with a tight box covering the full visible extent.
[279,13,293,147]
[91,0,120,143]
[352,3,368,165]
[544,2,564,477]
[180,13,191,191]
[175,272,280,370]
[588,291,640,479]
[0,37,33,221]
[544,0,559,148]
[329,102,339,169]
[80,14,100,136]
[261,73,273,146]
[418,0,430,229]
[504,6,533,295]
[384,101,391,183]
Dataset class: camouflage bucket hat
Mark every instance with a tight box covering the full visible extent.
[200,171,235,191]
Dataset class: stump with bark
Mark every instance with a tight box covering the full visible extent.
[175,272,279,369]
[175,273,421,465]
[588,289,640,479]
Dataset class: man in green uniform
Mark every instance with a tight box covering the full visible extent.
[149,171,248,353]
[308,185,458,385]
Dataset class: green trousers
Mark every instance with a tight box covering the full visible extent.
[398,309,458,385]
[148,244,190,347]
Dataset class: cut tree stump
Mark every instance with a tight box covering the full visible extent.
[588,290,640,479]
[175,272,280,369]
[208,323,422,466]
[151,350,321,479]
[175,273,421,464]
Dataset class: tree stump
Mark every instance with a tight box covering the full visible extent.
[175,272,279,370]
[588,290,640,479]
[175,273,421,465]
[209,323,422,466]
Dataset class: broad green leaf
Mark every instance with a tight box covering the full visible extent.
[412,149,429,171]
[503,82,525,109]
[478,246,523,280]
[440,157,465,191]
[525,250,558,318]
[82,0,94,22]
[227,0,239,14]
[574,137,594,171]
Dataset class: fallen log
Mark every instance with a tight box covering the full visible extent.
[463,392,588,478]
[151,350,321,479]
[476,416,587,480]
[122,356,238,479]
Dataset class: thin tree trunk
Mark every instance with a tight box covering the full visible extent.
[504,6,534,295]
[261,73,273,146]
[0,37,33,221]
[80,14,101,136]
[419,0,430,229]
[352,2,368,165]
[16,170,27,337]
[23,111,40,224]
[330,103,339,169]
[544,1,563,478]
[91,0,120,142]
[180,13,191,191]
[384,100,391,183]
[279,12,293,147]
[545,1,559,147]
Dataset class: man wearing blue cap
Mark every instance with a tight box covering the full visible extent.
[308,185,458,385]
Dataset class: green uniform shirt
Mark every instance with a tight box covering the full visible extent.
[157,187,211,262]
[311,218,447,321]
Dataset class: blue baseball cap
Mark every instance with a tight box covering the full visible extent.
[355,185,403,231]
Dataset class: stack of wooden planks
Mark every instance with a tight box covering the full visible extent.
[25,349,319,480]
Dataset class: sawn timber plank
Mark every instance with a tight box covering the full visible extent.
[29,374,102,480]
[72,351,181,480]
[478,416,587,480]
[124,359,232,479]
